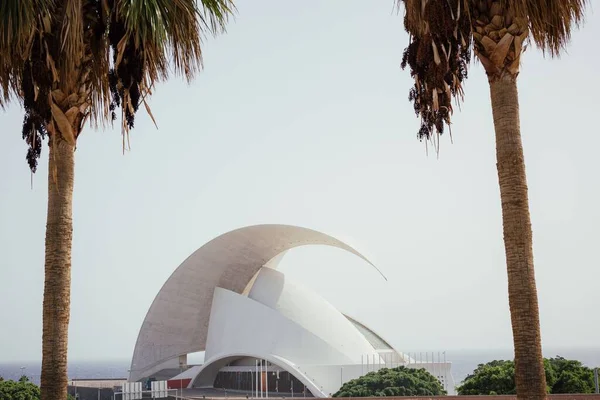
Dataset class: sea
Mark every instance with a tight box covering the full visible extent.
[1,348,599,387]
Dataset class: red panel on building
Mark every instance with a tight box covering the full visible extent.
[167,379,191,389]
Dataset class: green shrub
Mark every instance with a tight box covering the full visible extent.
[333,366,445,397]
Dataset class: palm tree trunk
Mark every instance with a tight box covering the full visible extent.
[41,138,75,400]
[489,74,547,400]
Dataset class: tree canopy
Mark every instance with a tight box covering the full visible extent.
[333,366,445,397]
[549,356,597,394]
[457,357,597,395]
[0,376,77,400]
[0,376,41,400]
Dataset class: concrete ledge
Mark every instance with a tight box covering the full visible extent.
[326,396,600,400]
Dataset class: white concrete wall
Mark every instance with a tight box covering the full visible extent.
[129,224,383,382]
[194,276,457,396]
[194,287,380,397]
[204,287,355,365]
[129,225,457,395]
[190,285,456,396]
[248,268,378,364]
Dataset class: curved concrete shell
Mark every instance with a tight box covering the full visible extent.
[129,224,386,382]
[190,268,403,396]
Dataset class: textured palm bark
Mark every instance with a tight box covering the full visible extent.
[490,75,547,400]
[41,139,75,400]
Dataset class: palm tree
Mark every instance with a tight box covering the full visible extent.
[397,1,587,400]
[0,1,234,399]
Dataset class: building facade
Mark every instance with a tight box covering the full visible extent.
[129,224,455,396]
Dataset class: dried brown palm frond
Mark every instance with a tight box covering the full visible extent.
[505,0,588,56]
[399,0,472,141]
[396,0,589,142]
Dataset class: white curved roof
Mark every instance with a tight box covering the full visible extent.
[130,224,385,381]
[245,267,377,363]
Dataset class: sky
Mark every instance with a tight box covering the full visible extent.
[0,1,599,363]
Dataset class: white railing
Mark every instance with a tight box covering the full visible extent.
[113,388,180,400]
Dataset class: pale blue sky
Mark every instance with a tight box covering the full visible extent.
[1,1,599,362]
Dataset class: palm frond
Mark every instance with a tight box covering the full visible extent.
[59,0,85,89]
[1,0,31,51]
[0,0,54,107]
[397,0,427,36]
[1,0,234,171]
[399,0,472,142]
[116,0,234,82]
[199,0,236,36]
[107,0,234,137]
[397,0,589,144]
[506,0,588,56]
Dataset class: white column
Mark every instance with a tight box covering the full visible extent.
[438,352,441,382]
[260,360,263,398]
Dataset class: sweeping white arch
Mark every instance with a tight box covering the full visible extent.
[129,224,386,382]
